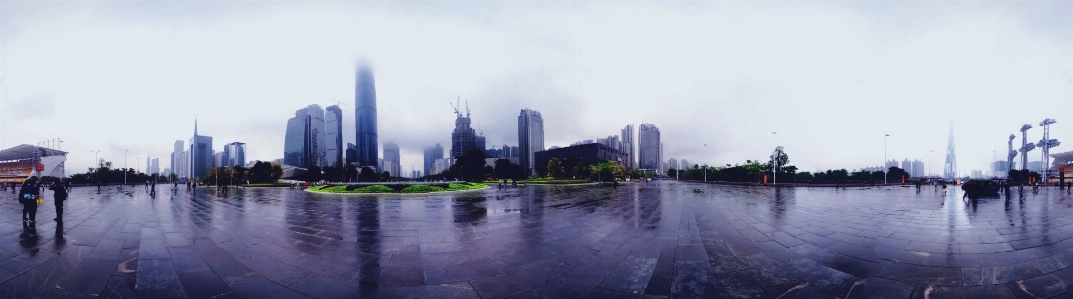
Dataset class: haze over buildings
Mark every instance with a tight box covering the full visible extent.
[3,2,1072,175]
[354,66,379,171]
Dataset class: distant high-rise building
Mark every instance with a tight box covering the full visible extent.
[424,144,444,176]
[345,142,357,166]
[912,159,925,177]
[621,125,635,169]
[639,124,661,173]
[163,168,170,177]
[944,124,958,179]
[223,142,246,168]
[681,159,690,170]
[214,152,225,168]
[171,140,184,177]
[510,146,519,158]
[150,158,159,175]
[146,155,151,174]
[325,105,343,167]
[355,66,379,170]
[383,142,401,177]
[518,109,544,176]
[991,160,1009,177]
[284,105,326,168]
[189,120,214,177]
[885,159,899,169]
[668,158,678,170]
[901,159,912,174]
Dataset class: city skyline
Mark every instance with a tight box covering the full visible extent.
[3,1,1072,176]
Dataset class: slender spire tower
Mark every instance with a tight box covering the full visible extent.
[943,124,958,180]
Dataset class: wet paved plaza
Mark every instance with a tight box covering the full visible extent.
[3,182,1073,298]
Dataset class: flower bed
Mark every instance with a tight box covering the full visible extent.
[307,182,487,194]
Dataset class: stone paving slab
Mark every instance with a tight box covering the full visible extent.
[0,182,1072,298]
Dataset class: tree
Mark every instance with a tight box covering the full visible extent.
[667,168,677,179]
[270,163,284,182]
[546,157,562,178]
[345,164,358,182]
[359,167,378,182]
[450,148,487,182]
[380,171,391,182]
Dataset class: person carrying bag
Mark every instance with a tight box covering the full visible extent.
[18,177,40,223]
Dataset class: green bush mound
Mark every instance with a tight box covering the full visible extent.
[401,185,445,193]
[353,185,394,193]
[447,183,487,191]
[308,183,487,194]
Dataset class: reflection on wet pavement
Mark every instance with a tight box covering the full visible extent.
[2,182,1073,298]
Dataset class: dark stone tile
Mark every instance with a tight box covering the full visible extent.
[238,255,310,286]
[229,274,311,299]
[133,259,184,297]
[56,258,115,295]
[908,284,1015,299]
[598,256,658,294]
[177,269,241,299]
[961,262,1042,286]
[290,273,364,299]
[1008,274,1065,299]
[471,264,559,299]
[879,262,962,286]
[831,277,915,299]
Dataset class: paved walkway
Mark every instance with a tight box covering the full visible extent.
[0,182,1071,298]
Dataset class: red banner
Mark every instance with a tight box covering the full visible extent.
[34,164,44,171]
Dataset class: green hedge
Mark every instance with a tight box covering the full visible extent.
[401,185,445,193]
[308,183,486,194]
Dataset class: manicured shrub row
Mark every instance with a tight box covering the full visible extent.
[308,183,487,194]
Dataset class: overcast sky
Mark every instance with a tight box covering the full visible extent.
[2,1,1071,177]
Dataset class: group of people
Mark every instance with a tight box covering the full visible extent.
[15,177,69,224]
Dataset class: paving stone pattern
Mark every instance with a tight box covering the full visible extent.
[1,182,1073,298]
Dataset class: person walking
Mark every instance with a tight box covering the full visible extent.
[19,177,41,223]
[50,179,68,222]
[940,182,948,197]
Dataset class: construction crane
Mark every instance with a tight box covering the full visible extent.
[450,97,462,118]
[331,100,348,106]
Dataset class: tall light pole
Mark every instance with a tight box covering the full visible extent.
[884,134,889,184]
[772,132,778,185]
[92,151,100,168]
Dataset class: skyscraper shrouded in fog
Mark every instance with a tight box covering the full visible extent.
[355,66,379,170]
[424,143,444,177]
[325,105,343,167]
[383,142,401,177]
[284,105,325,168]
[518,109,544,176]
[639,123,661,173]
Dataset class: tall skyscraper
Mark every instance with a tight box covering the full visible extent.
[325,105,343,168]
[621,125,635,169]
[668,158,678,170]
[284,105,325,168]
[146,155,151,174]
[518,109,544,176]
[224,142,246,168]
[151,158,159,175]
[944,124,958,179]
[424,144,444,177]
[355,66,379,170]
[639,124,661,172]
[383,142,401,177]
[171,140,183,176]
[912,159,925,177]
[189,120,214,177]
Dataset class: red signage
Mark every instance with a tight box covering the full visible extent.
[34,164,44,171]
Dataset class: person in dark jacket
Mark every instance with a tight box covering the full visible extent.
[19,177,40,223]
[50,179,68,222]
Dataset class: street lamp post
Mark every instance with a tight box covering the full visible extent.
[884,134,889,185]
[772,132,777,185]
